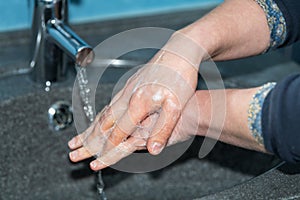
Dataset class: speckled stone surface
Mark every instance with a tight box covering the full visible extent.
[0,83,280,200]
[201,163,300,200]
[0,67,299,200]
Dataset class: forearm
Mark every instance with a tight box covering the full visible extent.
[195,88,268,153]
[179,0,270,60]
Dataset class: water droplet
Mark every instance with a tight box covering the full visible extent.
[75,66,106,199]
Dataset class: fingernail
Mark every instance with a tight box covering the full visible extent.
[69,151,77,159]
[90,161,98,169]
[151,142,164,155]
[68,138,75,148]
[90,161,105,171]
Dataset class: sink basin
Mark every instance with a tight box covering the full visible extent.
[1,5,300,199]
[0,71,281,200]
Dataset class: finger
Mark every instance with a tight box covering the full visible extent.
[104,88,155,151]
[90,137,146,171]
[104,109,144,151]
[68,106,107,150]
[69,97,129,158]
[147,99,181,155]
[167,94,200,146]
[69,146,92,162]
[132,112,159,140]
[69,122,108,162]
[100,108,118,131]
[69,125,111,162]
[68,121,96,150]
[68,133,86,150]
[88,113,158,169]
[100,89,133,133]
[69,107,116,162]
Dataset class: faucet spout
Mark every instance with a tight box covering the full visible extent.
[47,20,94,67]
[30,0,94,84]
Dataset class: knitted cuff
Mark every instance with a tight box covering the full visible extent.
[255,0,287,51]
[248,82,276,145]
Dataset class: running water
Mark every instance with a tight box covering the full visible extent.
[76,65,107,200]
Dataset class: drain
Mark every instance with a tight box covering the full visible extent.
[48,101,73,131]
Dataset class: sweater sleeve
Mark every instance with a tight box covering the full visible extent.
[262,74,300,163]
[274,0,300,47]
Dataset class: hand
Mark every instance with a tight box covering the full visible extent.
[68,32,206,170]
[69,93,201,171]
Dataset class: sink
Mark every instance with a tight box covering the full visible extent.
[0,45,299,200]
[1,8,300,199]
[0,70,281,199]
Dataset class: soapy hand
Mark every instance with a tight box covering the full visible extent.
[68,32,205,171]
[90,94,201,170]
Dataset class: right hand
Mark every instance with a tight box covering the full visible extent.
[76,93,202,170]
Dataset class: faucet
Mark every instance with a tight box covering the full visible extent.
[30,0,94,84]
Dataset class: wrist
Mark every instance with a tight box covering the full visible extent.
[193,90,212,137]
[179,25,220,61]
[163,31,207,69]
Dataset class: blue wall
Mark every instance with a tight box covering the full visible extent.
[0,0,222,32]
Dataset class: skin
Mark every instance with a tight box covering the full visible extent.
[68,0,271,171]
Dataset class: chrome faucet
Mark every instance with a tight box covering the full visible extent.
[30,0,94,83]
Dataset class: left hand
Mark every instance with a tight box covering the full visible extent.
[68,32,204,170]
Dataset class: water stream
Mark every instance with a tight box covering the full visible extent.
[76,65,107,200]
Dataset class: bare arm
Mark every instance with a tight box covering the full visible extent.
[193,88,268,153]
[77,88,269,171]
[180,0,270,60]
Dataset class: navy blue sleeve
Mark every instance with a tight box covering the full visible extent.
[262,74,300,163]
[274,0,300,47]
